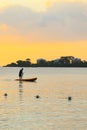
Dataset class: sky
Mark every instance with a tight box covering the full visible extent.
[0,0,87,65]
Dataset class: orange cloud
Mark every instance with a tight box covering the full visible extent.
[46,0,53,8]
[0,24,9,32]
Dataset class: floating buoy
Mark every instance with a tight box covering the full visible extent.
[36,95,40,99]
[4,93,8,97]
[68,96,72,101]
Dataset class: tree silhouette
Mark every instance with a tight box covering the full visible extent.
[4,56,87,67]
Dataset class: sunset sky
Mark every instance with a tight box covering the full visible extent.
[0,0,87,66]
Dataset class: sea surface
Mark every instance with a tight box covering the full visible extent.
[0,67,87,130]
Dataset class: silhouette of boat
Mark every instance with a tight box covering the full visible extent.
[16,77,37,82]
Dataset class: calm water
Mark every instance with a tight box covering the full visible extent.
[0,67,87,130]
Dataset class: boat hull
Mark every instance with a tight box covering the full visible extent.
[16,77,37,82]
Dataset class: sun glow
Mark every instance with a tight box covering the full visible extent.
[0,34,87,66]
[0,0,87,12]
[0,0,87,66]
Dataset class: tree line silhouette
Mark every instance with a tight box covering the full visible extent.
[4,56,87,67]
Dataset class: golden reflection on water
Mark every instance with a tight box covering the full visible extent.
[19,81,23,102]
[0,68,87,130]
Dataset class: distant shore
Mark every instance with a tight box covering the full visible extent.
[3,56,87,67]
[4,66,87,67]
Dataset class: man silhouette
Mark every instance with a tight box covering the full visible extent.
[19,68,23,79]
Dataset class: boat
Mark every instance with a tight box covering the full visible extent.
[16,77,37,82]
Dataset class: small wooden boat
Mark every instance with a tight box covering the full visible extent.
[16,77,37,82]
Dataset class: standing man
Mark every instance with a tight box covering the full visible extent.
[19,68,24,79]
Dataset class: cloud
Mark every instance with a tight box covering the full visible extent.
[0,24,9,32]
[0,2,87,42]
[0,0,87,12]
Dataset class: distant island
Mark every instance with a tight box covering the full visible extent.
[4,56,87,67]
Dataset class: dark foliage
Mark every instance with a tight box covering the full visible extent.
[4,56,87,67]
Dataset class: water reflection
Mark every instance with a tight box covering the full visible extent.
[19,81,23,104]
